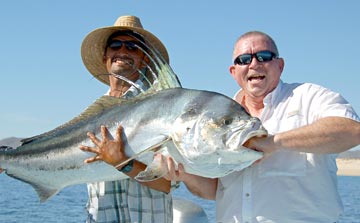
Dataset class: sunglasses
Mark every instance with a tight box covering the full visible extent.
[234,50,278,65]
[107,40,141,52]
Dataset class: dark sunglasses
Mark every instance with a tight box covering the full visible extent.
[107,40,140,51]
[234,50,278,65]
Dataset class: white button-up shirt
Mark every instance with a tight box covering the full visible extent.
[216,80,360,223]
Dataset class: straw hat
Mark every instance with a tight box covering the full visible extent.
[81,15,169,85]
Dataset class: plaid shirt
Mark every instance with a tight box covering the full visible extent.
[86,81,173,222]
[86,178,173,223]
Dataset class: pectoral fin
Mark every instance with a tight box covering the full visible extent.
[115,136,172,169]
[135,153,168,182]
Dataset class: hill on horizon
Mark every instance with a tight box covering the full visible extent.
[0,137,23,148]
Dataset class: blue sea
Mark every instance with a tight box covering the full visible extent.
[0,175,359,223]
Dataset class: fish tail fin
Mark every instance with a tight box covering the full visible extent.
[6,171,59,203]
[135,153,168,182]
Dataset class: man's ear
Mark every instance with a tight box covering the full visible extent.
[103,55,107,63]
[229,65,236,79]
[278,58,285,73]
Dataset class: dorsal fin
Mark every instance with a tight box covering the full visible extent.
[154,63,182,90]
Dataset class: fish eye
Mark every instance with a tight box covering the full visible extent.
[223,118,233,125]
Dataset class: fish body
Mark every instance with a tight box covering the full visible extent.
[0,88,267,202]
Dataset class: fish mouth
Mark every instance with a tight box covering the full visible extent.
[225,118,267,150]
[241,129,268,147]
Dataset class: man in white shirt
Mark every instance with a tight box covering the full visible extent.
[165,31,360,223]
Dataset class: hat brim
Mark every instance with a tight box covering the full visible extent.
[81,26,169,86]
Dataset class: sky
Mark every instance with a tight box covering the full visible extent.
[0,1,359,150]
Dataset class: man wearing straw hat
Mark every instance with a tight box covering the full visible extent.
[79,15,173,223]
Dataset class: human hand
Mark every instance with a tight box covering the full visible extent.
[79,125,127,166]
[164,156,189,182]
[0,168,3,174]
[244,135,277,160]
[164,156,217,199]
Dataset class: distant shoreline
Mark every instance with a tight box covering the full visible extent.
[337,158,360,176]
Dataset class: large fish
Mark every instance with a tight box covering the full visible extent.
[0,87,267,202]
[1,38,267,202]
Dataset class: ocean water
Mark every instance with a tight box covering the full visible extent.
[0,175,359,223]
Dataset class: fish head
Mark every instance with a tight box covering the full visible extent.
[171,91,267,176]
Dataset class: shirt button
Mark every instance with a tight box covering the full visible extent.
[246,193,250,197]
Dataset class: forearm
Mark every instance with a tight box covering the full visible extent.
[117,160,171,193]
[165,157,217,200]
[181,174,217,200]
[272,117,360,154]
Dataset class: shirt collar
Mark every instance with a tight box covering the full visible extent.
[105,79,147,97]
[233,80,283,106]
[263,79,283,106]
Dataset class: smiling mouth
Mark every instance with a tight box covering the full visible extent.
[114,60,131,66]
[112,56,134,66]
[248,75,265,81]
